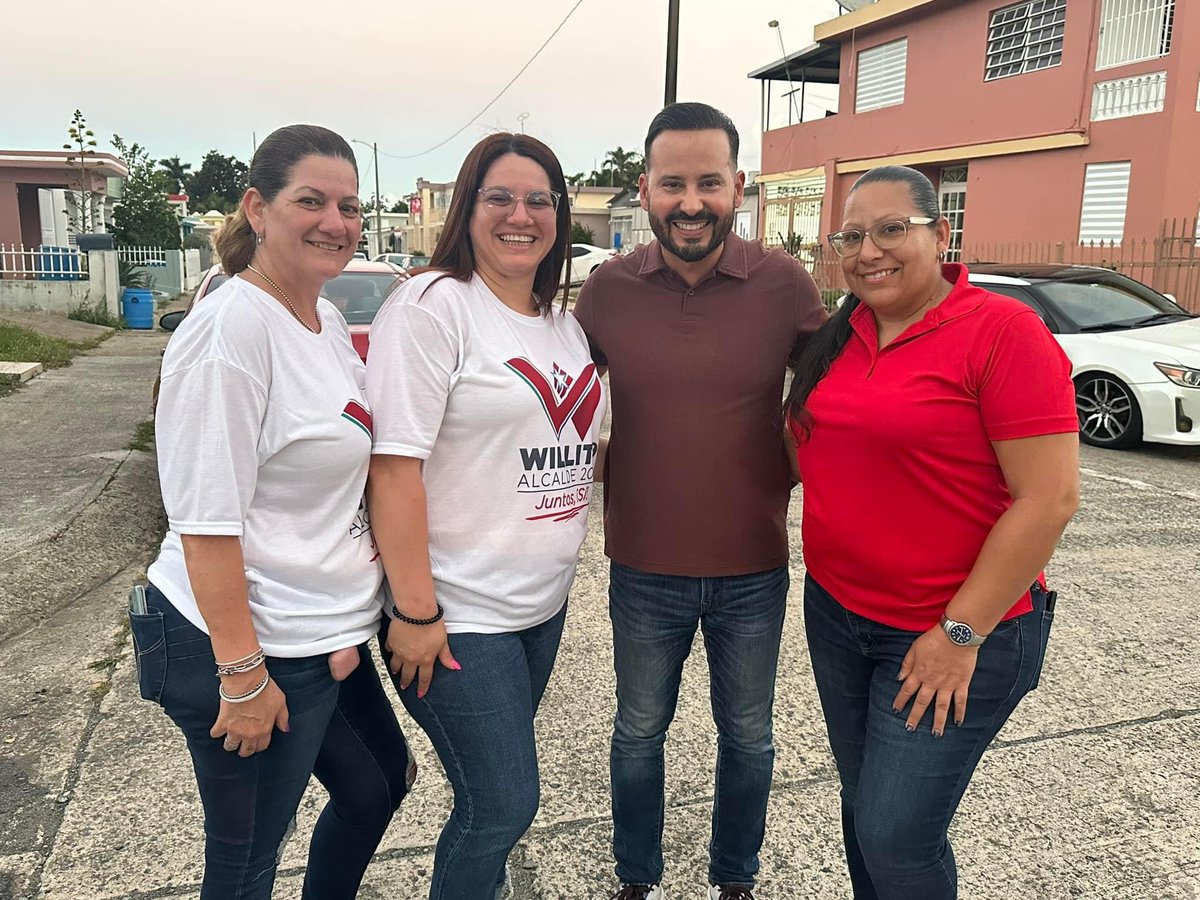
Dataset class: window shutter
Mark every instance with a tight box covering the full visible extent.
[1079,162,1132,243]
[856,39,908,113]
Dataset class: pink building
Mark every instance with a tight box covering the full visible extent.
[750,0,1199,262]
[0,150,129,247]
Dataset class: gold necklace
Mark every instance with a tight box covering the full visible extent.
[245,265,320,333]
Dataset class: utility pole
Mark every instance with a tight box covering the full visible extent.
[373,141,382,256]
[664,0,680,106]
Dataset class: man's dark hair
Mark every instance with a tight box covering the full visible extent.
[644,102,739,169]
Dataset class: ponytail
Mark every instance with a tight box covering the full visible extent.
[784,294,861,440]
[214,208,256,275]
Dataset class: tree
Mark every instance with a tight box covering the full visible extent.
[571,221,596,244]
[111,135,182,249]
[566,172,588,187]
[602,146,644,191]
[158,156,192,193]
[388,199,409,214]
[184,151,248,213]
[62,109,101,234]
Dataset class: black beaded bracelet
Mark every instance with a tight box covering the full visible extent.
[389,602,445,626]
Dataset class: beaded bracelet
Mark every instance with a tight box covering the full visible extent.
[389,602,445,626]
[219,671,271,704]
[216,650,266,677]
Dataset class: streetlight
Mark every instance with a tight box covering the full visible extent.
[351,139,382,256]
[665,0,680,106]
[517,112,530,134]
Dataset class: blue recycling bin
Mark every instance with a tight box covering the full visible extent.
[122,288,155,329]
[37,246,83,281]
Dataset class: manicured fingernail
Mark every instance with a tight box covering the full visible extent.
[450,662,462,671]
[954,719,963,727]
[417,689,425,699]
[282,724,290,733]
[892,706,902,715]
[905,724,915,733]
[933,729,943,739]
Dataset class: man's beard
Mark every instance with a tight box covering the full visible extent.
[648,207,735,262]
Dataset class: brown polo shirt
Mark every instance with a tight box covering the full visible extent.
[574,234,827,576]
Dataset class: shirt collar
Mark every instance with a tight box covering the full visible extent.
[639,234,751,282]
[849,263,987,348]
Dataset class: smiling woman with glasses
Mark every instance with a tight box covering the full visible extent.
[364,132,606,900]
[782,165,1080,900]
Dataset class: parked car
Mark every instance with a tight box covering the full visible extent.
[162,259,407,361]
[968,265,1199,449]
[564,243,617,285]
[373,253,431,270]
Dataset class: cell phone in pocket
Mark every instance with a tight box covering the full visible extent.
[128,584,148,615]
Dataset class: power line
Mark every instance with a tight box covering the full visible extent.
[378,0,586,161]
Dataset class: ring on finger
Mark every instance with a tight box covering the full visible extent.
[223,738,240,751]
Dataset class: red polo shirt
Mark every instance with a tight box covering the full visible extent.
[793,264,1077,631]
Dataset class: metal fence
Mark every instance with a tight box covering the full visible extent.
[965,218,1200,312]
[0,243,88,280]
[117,245,168,267]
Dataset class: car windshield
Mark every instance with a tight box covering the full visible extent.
[1036,277,1191,331]
[322,272,406,324]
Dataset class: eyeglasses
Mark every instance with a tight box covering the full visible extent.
[476,187,561,219]
[827,217,936,257]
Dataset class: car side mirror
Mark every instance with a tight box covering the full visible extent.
[159,310,187,332]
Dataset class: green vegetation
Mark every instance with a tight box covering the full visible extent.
[127,418,155,451]
[571,221,596,245]
[68,298,123,328]
[0,323,100,397]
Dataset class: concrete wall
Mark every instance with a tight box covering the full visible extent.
[0,250,119,317]
[183,250,202,291]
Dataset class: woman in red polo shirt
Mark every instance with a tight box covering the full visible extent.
[786,165,1079,900]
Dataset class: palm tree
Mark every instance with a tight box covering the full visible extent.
[602,147,644,190]
[565,172,588,186]
[158,157,193,194]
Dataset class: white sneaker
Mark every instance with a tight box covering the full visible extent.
[708,887,754,900]
[610,885,664,900]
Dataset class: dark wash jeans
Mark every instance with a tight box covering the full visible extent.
[803,575,1052,900]
[130,584,413,900]
[608,561,788,888]
[380,602,567,900]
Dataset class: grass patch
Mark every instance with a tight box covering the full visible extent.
[127,418,155,451]
[0,323,97,369]
[68,298,123,329]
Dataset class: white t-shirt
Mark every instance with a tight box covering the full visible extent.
[367,271,606,634]
[147,276,384,657]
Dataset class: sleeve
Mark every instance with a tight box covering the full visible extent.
[979,309,1079,441]
[155,358,268,535]
[790,263,830,367]
[366,293,460,459]
[572,276,607,366]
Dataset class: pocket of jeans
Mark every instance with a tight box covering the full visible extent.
[129,610,167,703]
[1026,593,1056,692]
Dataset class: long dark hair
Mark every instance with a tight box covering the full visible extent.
[784,165,941,439]
[426,133,570,315]
[215,124,358,274]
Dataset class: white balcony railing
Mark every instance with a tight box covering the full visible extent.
[1092,70,1168,120]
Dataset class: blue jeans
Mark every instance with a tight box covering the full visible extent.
[608,561,788,888]
[130,584,413,900]
[381,602,567,900]
[803,575,1052,900]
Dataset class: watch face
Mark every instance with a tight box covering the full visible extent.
[947,622,974,645]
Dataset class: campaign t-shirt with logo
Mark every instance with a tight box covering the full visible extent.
[367,271,606,634]
[148,276,384,657]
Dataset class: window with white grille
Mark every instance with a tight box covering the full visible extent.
[855,38,907,113]
[1079,162,1132,243]
[985,0,1066,81]
[1092,71,1167,120]
[1096,0,1175,70]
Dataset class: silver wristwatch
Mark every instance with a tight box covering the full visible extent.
[940,614,987,647]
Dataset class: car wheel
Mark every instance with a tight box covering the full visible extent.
[1075,373,1142,449]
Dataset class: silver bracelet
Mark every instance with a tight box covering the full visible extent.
[216,652,266,677]
[219,671,271,703]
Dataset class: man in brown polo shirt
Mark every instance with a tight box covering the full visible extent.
[574,103,826,900]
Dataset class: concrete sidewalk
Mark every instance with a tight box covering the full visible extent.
[1,328,1198,898]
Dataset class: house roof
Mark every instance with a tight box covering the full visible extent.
[0,150,129,178]
[747,42,841,84]
[814,0,946,42]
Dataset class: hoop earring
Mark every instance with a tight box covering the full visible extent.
[256,231,265,245]
[937,249,946,263]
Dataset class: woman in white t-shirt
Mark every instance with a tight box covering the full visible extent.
[133,125,412,900]
[366,133,606,899]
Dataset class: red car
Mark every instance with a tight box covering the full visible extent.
[169,259,408,361]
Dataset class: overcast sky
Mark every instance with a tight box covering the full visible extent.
[4,0,843,202]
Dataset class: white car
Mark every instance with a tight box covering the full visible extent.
[969,265,1199,449]
[564,243,616,285]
